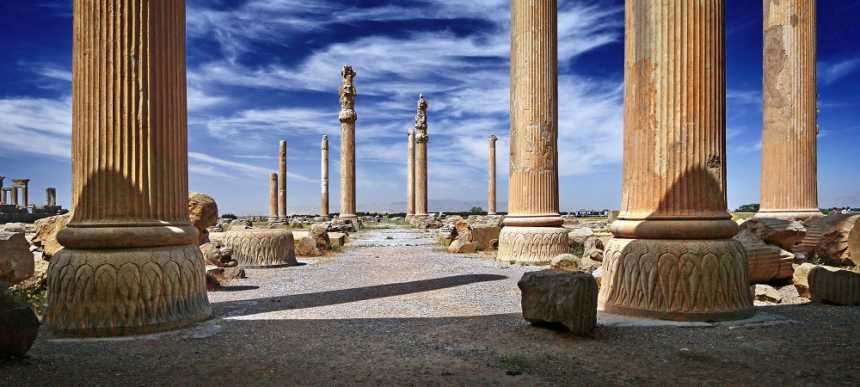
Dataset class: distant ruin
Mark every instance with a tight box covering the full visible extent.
[0,176,66,223]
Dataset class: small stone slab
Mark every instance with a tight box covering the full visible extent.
[807,265,860,305]
[518,270,597,336]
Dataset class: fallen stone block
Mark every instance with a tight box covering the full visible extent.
[0,232,35,286]
[32,213,71,259]
[807,265,860,306]
[447,239,476,254]
[518,270,597,336]
[206,266,246,291]
[740,218,806,251]
[550,254,579,272]
[0,283,39,357]
[295,236,322,257]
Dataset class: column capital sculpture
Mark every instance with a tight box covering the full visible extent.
[338,65,358,123]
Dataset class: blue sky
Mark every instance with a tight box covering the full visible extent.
[1,0,858,215]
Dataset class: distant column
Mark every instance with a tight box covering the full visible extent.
[278,140,287,221]
[46,187,57,207]
[1,188,8,206]
[757,0,820,220]
[45,0,210,336]
[13,179,30,207]
[269,172,279,221]
[488,134,498,215]
[497,0,569,265]
[598,0,753,322]
[10,185,19,207]
[321,135,330,218]
[0,176,5,205]
[338,65,358,220]
[406,129,416,218]
[414,95,429,216]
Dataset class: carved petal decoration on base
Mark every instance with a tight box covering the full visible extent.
[45,245,211,337]
[497,226,569,265]
[598,238,754,321]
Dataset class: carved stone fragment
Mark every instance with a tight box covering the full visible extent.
[211,230,297,267]
[518,270,597,336]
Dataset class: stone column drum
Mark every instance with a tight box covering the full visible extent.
[45,0,210,336]
[488,134,498,215]
[339,65,358,221]
[497,0,569,265]
[269,172,279,222]
[406,129,415,219]
[598,0,753,321]
[757,0,820,220]
[278,140,288,221]
[46,187,57,207]
[414,95,429,216]
[321,135,329,218]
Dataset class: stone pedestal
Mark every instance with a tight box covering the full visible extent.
[414,95,429,216]
[44,0,210,336]
[278,140,288,221]
[497,0,568,265]
[321,135,329,219]
[406,130,415,218]
[757,0,820,220]
[269,172,279,222]
[339,65,357,221]
[597,0,753,321]
[488,134,497,215]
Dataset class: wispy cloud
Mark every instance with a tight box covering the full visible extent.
[821,57,860,85]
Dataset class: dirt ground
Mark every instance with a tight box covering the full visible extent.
[3,228,860,386]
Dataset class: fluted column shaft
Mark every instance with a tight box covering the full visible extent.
[321,135,329,218]
[278,140,287,220]
[497,0,568,264]
[598,0,752,322]
[406,130,415,216]
[46,0,210,337]
[758,0,819,219]
[488,135,497,215]
[338,66,358,220]
[269,172,279,220]
[415,136,428,216]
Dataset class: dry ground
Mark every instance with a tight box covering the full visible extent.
[2,227,859,386]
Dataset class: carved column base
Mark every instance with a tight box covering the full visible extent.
[598,238,754,321]
[754,209,823,221]
[497,226,569,265]
[210,230,297,268]
[45,244,211,337]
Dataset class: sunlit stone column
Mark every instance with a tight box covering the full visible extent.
[46,187,57,207]
[339,65,358,221]
[45,0,210,336]
[320,135,329,218]
[10,185,19,207]
[13,179,30,207]
[598,0,753,321]
[406,129,415,219]
[0,176,5,205]
[414,95,429,216]
[497,0,568,265]
[269,172,279,222]
[278,140,288,221]
[488,134,498,215]
[757,0,820,220]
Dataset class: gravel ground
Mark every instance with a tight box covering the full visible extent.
[3,227,860,386]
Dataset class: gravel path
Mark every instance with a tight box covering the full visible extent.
[3,227,860,386]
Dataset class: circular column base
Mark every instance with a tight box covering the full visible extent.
[45,244,211,337]
[598,238,754,321]
[497,226,569,265]
[754,209,823,221]
[211,230,297,268]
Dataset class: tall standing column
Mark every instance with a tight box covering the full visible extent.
[598,0,753,321]
[757,0,820,220]
[320,135,329,218]
[10,185,19,207]
[13,179,30,207]
[497,0,568,265]
[46,187,57,207]
[278,140,288,221]
[488,134,498,215]
[1,188,7,206]
[269,172,279,222]
[338,65,357,221]
[414,95,429,217]
[406,129,415,219]
[45,0,210,336]
[0,176,5,205]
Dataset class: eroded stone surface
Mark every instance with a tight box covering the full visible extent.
[518,270,597,336]
[0,232,34,286]
[0,283,39,357]
[189,193,219,245]
[32,213,71,259]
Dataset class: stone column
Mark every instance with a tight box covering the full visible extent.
[13,179,30,207]
[269,172,279,222]
[406,129,415,219]
[278,140,287,221]
[414,95,429,216]
[1,188,8,206]
[10,185,19,207]
[46,187,57,207]
[320,135,329,218]
[488,134,498,215]
[757,0,820,220]
[338,65,357,221]
[598,0,753,321]
[497,0,569,265]
[0,176,5,205]
[45,0,210,336]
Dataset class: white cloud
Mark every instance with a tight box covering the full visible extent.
[0,96,71,158]
[821,58,860,85]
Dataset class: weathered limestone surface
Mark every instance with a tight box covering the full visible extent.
[497,0,568,265]
[414,95,429,216]
[269,172,279,221]
[806,265,860,305]
[406,130,415,218]
[0,232,34,285]
[339,65,358,221]
[795,214,859,265]
[487,134,497,215]
[211,230,297,268]
[278,140,288,220]
[598,0,753,321]
[32,214,72,259]
[189,193,219,245]
[320,135,329,218]
[739,218,806,250]
[518,270,597,336]
[734,228,795,284]
[757,0,821,220]
[44,0,210,337]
